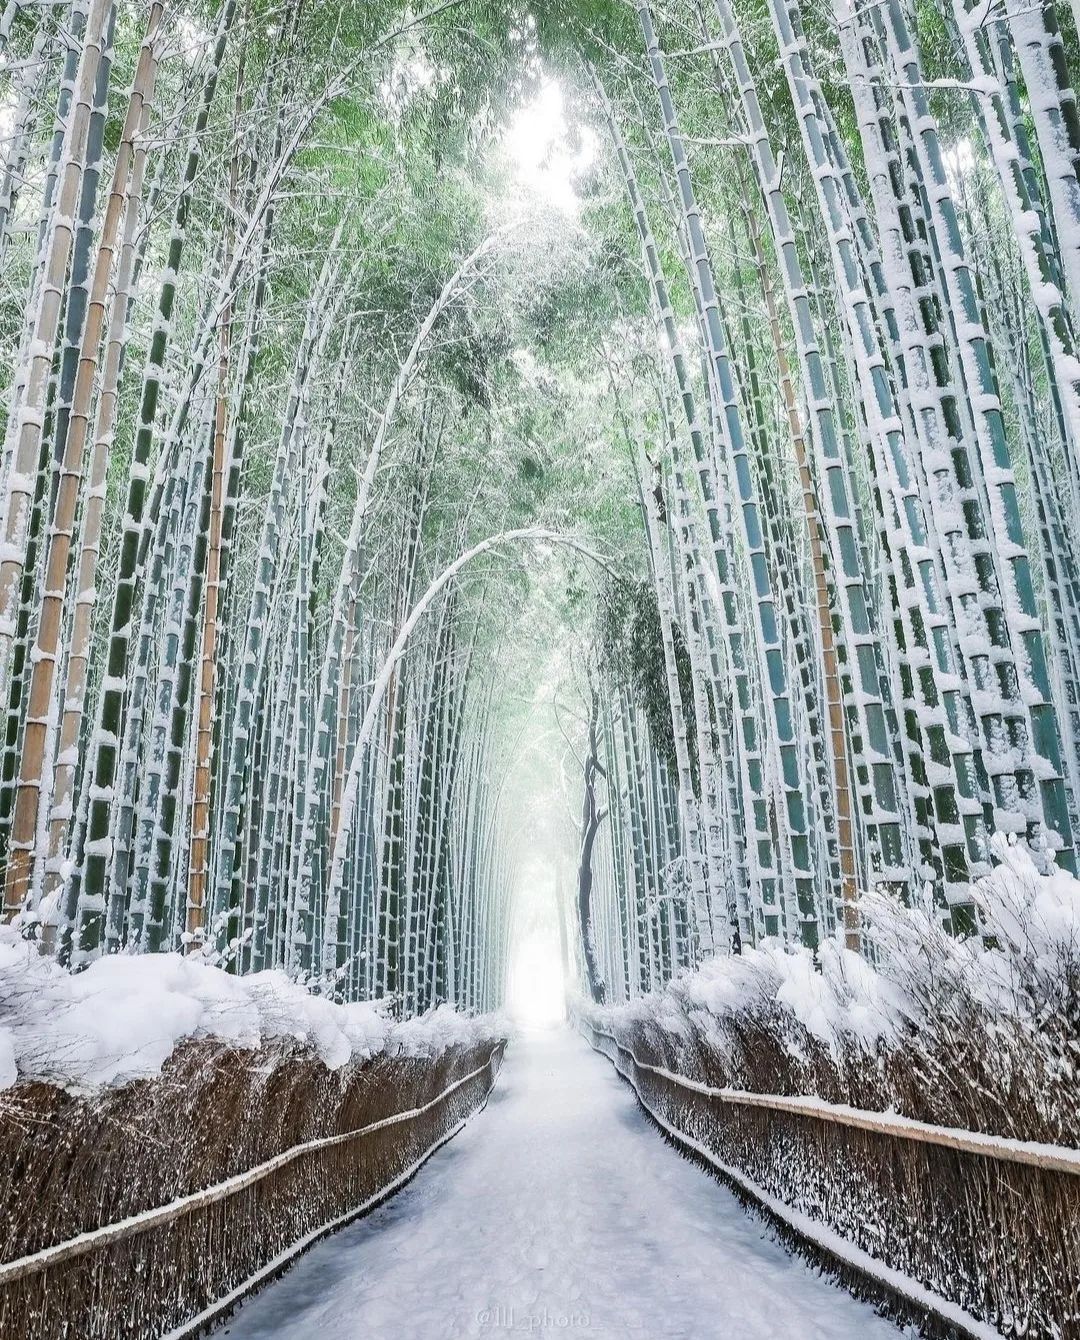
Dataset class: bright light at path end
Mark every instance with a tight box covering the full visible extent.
[508,928,565,1027]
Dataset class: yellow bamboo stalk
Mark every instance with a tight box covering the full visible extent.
[3,5,163,918]
[746,205,860,949]
[187,52,245,944]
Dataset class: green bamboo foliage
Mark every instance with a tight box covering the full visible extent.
[576,0,1080,988]
[0,1,525,1016]
[0,0,1077,1019]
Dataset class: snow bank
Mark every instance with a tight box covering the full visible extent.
[0,931,507,1091]
[585,925,915,1061]
[585,837,1080,1140]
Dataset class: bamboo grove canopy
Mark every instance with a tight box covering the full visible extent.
[1,0,1079,1010]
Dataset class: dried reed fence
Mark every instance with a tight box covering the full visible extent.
[0,1035,505,1340]
[581,1016,1079,1340]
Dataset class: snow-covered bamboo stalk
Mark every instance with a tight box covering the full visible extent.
[0,0,110,690]
[636,1,820,944]
[2,3,162,919]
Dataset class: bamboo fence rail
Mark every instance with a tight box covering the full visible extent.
[0,1038,505,1340]
[582,1017,1079,1340]
[588,1026,1080,1175]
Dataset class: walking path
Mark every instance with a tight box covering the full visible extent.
[220,1027,900,1339]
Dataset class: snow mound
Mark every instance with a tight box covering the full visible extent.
[588,838,1080,1064]
[0,933,506,1091]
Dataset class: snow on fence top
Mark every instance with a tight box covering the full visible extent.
[590,836,1080,1050]
[582,836,1080,1148]
[0,929,508,1091]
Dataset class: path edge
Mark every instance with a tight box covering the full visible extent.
[163,1055,504,1340]
[582,1023,995,1340]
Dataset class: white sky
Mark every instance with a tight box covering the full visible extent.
[503,78,597,215]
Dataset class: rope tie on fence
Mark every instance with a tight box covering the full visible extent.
[588,1024,1080,1176]
[0,1040,505,1287]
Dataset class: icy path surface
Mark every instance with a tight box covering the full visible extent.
[220,1027,899,1340]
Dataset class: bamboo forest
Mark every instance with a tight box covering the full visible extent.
[2,0,1080,1337]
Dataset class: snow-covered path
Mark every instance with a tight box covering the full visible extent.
[220,1027,900,1340]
